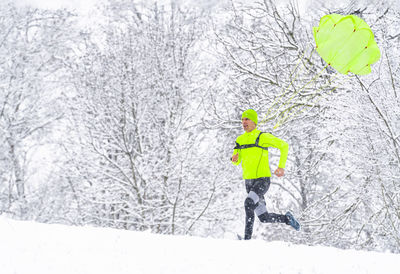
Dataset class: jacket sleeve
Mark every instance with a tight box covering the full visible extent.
[231,139,242,166]
[263,134,289,169]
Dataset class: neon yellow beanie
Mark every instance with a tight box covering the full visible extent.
[242,109,258,125]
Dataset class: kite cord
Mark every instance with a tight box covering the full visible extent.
[259,47,311,125]
[270,63,328,125]
[273,73,352,129]
[273,85,337,129]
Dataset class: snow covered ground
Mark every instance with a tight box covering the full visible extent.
[1,217,399,274]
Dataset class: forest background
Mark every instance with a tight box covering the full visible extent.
[1,0,399,253]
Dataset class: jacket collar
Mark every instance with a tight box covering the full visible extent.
[244,128,260,136]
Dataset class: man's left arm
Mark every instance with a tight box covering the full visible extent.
[264,134,289,175]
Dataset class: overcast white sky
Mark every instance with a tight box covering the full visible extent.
[11,0,309,14]
[12,0,103,13]
[11,0,224,10]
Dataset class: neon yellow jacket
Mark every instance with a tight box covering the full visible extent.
[232,129,289,179]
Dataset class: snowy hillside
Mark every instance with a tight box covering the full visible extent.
[1,217,399,274]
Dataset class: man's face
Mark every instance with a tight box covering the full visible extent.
[242,117,256,132]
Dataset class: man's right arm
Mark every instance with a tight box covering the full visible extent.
[231,153,239,163]
[231,141,241,165]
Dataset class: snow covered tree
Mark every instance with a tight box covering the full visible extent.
[62,0,222,235]
[298,0,400,253]
[0,3,76,218]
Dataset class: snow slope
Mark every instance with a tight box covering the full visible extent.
[1,217,399,274]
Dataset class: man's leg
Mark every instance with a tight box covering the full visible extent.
[257,207,289,224]
[244,190,258,240]
[252,178,289,225]
[243,178,270,240]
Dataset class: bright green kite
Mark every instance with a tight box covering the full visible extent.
[313,14,380,75]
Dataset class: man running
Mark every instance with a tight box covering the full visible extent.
[231,109,300,240]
